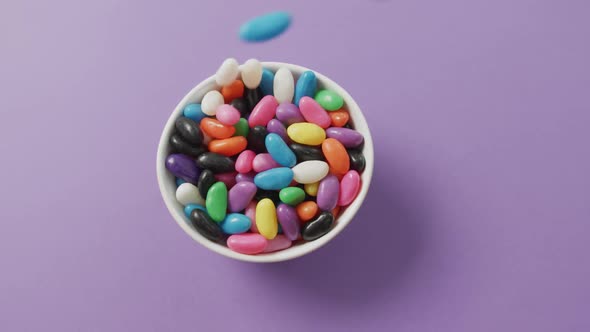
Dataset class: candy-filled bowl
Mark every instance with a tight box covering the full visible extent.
[156,61,374,263]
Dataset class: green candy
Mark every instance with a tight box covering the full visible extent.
[205,182,227,222]
[279,187,306,206]
[314,89,344,111]
[233,118,249,137]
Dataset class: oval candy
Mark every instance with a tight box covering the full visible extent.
[254,189,281,205]
[205,182,228,222]
[176,178,186,187]
[315,89,344,111]
[301,211,334,241]
[265,133,296,167]
[326,127,364,148]
[263,235,292,252]
[215,58,239,86]
[233,118,249,137]
[184,204,206,218]
[273,67,294,103]
[227,233,267,254]
[230,98,249,117]
[294,70,317,106]
[339,170,361,206]
[304,182,319,196]
[200,118,236,139]
[276,203,301,241]
[165,154,200,183]
[259,68,275,96]
[176,182,205,206]
[196,152,235,173]
[348,148,366,173]
[246,125,268,153]
[317,174,339,211]
[201,90,224,116]
[254,167,294,190]
[239,11,292,42]
[256,198,278,239]
[289,143,325,162]
[235,172,255,183]
[190,209,224,242]
[228,181,257,212]
[248,95,278,127]
[245,88,262,112]
[241,59,263,89]
[216,104,241,126]
[169,134,205,157]
[296,201,319,222]
[214,172,237,189]
[276,103,305,125]
[279,187,306,206]
[299,96,331,128]
[252,153,280,173]
[292,160,329,184]
[220,213,252,234]
[183,103,207,123]
[208,136,247,157]
[197,169,216,198]
[329,109,350,127]
[322,138,350,175]
[175,117,203,145]
[266,119,288,141]
[287,122,326,146]
[220,80,244,103]
[235,149,255,173]
[245,201,258,232]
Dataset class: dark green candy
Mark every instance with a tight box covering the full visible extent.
[233,118,249,137]
[205,182,228,222]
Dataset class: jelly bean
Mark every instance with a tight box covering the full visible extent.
[296,201,318,222]
[289,143,325,162]
[301,211,334,241]
[256,198,278,239]
[322,138,350,175]
[245,87,262,112]
[215,58,239,86]
[315,89,344,111]
[200,118,236,139]
[265,133,296,167]
[259,68,274,96]
[254,167,294,190]
[276,203,300,241]
[332,205,341,217]
[197,169,216,198]
[233,118,249,137]
[241,59,263,89]
[235,150,255,173]
[183,103,207,122]
[220,213,252,234]
[202,132,213,145]
[292,160,329,184]
[196,152,235,173]
[266,119,288,141]
[205,182,227,222]
[175,117,203,145]
[294,70,317,106]
[184,204,206,218]
[245,201,258,232]
[169,134,205,158]
[326,127,364,148]
[276,102,305,125]
[190,209,223,243]
[230,98,249,117]
[220,79,244,103]
[201,90,224,116]
[176,178,186,187]
[339,170,361,206]
[166,154,200,183]
[254,189,281,205]
[236,172,255,183]
[263,235,292,252]
[248,95,278,127]
[329,109,350,127]
[208,136,247,157]
[215,104,241,126]
[279,187,305,206]
[273,67,294,103]
[214,172,237,189]
[252,153,280,173]
[227,233,267,254]
[287,122,326,146]
[304,181,319,197]
[347,148,366,173]
[239,11,292,42]
[247,125,268,153]
[228,181,257,212]
[176,182,205,206]
[317,174,339,211]
[298,96,331,129]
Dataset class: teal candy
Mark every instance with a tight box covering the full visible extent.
[184,204,206,218]
[265,133,296,167]
[176,178,186,187]
[254,167,294,190]
[239,11,292,42]
[294,71,317,106]
[259,68,274,96]
[183,104,207,122]
[220,213,252,234]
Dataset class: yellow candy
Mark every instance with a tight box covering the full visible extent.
[256,198,278,239]
[304,182,319,196]
[287,123,326,145]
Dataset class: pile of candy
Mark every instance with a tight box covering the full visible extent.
[165,58,366,255]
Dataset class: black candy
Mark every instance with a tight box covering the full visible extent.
[169,134,205,157]
[197,169,216,198]
[247,125,268,153]
[231,98,249,118]
[254,189,281,205]
[196,152,235,173]
[245,87,262,111]
[190,209,224,242]
[290,143,325,162]
[301,212,334,241]
[175,117,203,145]
[348,148,366,173]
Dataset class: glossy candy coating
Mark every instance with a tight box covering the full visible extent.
[176,182,205,206]
[190,209,224,242]
[208,136,247,157]
[216,104,241,126]
[248,95,278,127]
[246,125,268,153]
[169,134,205,157]
[287,122,326,146]
[273,67,294,103]
[201,90,224,116]
[239,11,291,42]
[254,167,294,190]
[175,117,203,145]
[215,58,239,86]
[294,70,317,106]
[276,203,300,241]
[228,181,257,212]
[322,138,350,175]
[184,204,206,218]
[220,213,252,234]
[301,212,334,241]
[325,127,364,148]
[166,154,200,183]
[329,109,350,127]
[197,169,216,198]
[296,201,319,222]
[263,235,292,252]
[292,160,329,184]
[289,143,325,162]
[252,153,280,173]
[348,148,366,173]
[241,59,263,89]
[317,174,339,211]
[279,187,306,206]
[196,152,235,173]
[183,103,207,122]
[276,102,305,125]
[259,68,275,96]
[339,170,361,206]
[227,233,267,254]
[230,98,249,117]
[233,118,249,137]
[299,96,331,129]
[314,89,344,111]
[256,198,278,239]
[235,150,255,174]
[221,80,244,103]
[200,118,236,139]
[265,133,296,167]
[205,182,228,222]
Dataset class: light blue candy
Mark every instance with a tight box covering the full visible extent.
[294,71,317,106]
[184,204,206,219]
[220,213,252,234]
[265,133,296,167]
[176,178,187,187]
[259,68,275,96]
[239,11,292,42]
[183,104,206,122]
[254,167,294,190]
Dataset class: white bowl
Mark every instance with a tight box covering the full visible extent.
[156,62,374,263]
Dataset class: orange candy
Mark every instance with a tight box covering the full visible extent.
[322,138,350,175]
[332,205,341,217]
[329,109,349,127]
[200,118,236,139]
[221,80,244,103]
[296,201,318,222]
[208,136,247,156]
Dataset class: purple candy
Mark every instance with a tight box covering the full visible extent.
[276,102,305,125]
[276,203,301,241]
[228,182,257,212]
[267,119,288,141]
[317,174,340,211]
[325,127,364,148]
[235,172,255,183]
[165,154,200,183]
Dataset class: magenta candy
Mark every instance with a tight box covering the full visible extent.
[339,170,361,206]
[248,95,278,127]
[245,201,258,233]
[317,174,340,211]
[299,96,331,129]
[276,203,301,241]
[227,233,267,254]
[228,181,257,212]
[216,104,241,125]
[326,127,364,148]
[252,153,281,172]
[235,149,255,173]
[236,172,255,183]
[165,154,200,183]
[263,235,292,252]
[276,102,305,125]
[267,119,288,141]
[215,172,237,189]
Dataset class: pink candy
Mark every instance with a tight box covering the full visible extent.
[299,96,331,129]
[252,153,281,173]
[245,201,258,233]
[263,235,292,252]
[216,104,241,125]
[235,150,255,173]
[338,170,361,206]
[227,233,267,254]
[248,95,278,127]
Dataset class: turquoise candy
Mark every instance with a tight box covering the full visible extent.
[259,68,275,96]
[239,11,292,42]
[294,71,317,106]
[184,204,206,218]
[220,213,252,234]
[254,167,294,190]
[183,104,207,122]
[265,133,296,167]
[176,178,186,187]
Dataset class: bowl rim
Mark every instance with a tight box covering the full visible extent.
[156,61,374,263]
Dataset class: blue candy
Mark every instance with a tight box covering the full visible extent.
[265,133,296,167]
[239,11,292,42]
[220,213,252,234]
[294,71,317,106]
[254,167,294,190]
[176,178,187,187]
[259,68,275,96]
[183,103,207,122]
[184,204,206,219]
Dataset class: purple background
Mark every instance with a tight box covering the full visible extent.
[1,0,589,331]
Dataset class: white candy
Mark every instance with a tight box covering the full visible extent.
[241,59,263,89]
[215,58,239,86]
[273,67,294,103]
[201,90,224,116]
[176,183,205,206]
[292,161,329,184]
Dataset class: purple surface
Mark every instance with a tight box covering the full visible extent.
[1,1,589,331]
